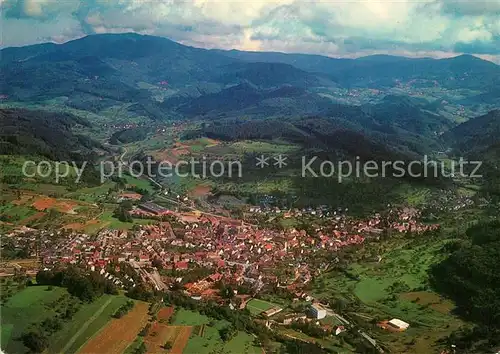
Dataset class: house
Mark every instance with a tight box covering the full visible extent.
[118,193,142,201]
[309,304,326,320]
[175,261,189,270]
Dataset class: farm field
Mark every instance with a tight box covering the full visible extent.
[144,324,192,354]
[47,294,129,354]
[0,155,79,190]
[79,301,150,354]
[157,306,175,322]
[221,332,262,354]
[0,203,37,223]
[140,306,187,353]
[0,189,104,231]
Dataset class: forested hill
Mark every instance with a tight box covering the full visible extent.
[431,221,500,352]
[0,108,105,162]
[215,50,500,90]
[443,109,500,155]
[0,33,498,160]
[1,33,499,103]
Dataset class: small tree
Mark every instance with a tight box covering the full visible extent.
[21,331,48,353]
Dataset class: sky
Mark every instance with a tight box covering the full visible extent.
[1,0,499,63]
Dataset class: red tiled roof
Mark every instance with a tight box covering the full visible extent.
[209,273,223,282]
[175,261,189,270]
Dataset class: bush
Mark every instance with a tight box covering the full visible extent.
[21,331,48,353]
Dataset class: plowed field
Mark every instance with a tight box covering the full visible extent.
[78,302,149,354]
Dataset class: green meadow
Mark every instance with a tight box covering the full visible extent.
[1,285,127,354]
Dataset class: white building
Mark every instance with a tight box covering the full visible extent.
[310,304,326,320]
[263,307,283,318]
[388,318,410,331]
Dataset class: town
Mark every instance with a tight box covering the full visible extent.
[1,198,438,338]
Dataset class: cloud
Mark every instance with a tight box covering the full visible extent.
[1,0,499,63]
[438,0,500,17]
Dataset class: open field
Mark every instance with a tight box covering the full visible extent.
[1,190,102,230]
[168,309,262,353]
[0,285,131,354]
[230,140,299,154]
[0,155,80,191]
[1,286,68,353]
[0,182,158,232]
[141,306,188,353]
[171,308,211,326]
[188,184,212,198]
[0,203,37,223]
[65,182,116,203]
[98,210,156,230]
[184,323,262,354]
[124,174,156,193]
[79,301,150,354]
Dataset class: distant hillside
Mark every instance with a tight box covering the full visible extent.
[444,110,500,201]
[166,84,333,118]
[218,50,500,90]
[2,33,499,104]
[1,33,496,157]
[0,108,104,162]
[195,115,423,163]
[216,62,326,88]
[444,110,500,155]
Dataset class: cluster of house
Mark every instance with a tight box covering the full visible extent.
[388,207,440,233]
[2,203,439,302]
[247,205,335,218]
[426,191,478,212]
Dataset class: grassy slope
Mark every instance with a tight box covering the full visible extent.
[312,236,465,353]
[0,286,128,354]
[1,286,67,353]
